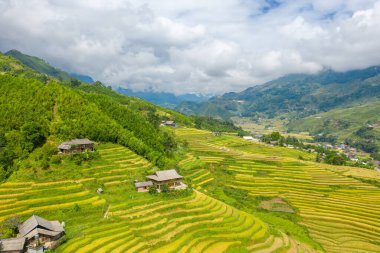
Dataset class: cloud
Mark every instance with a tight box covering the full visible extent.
[0,0,380,94]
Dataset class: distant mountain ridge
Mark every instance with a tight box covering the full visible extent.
[176,66,380,119]
[5,49,93,82]
[117,88,211,109]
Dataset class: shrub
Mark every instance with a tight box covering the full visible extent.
[161,184,170,193]
[50,155,62,165]
[148,185,157,194]
[0,215,22,238]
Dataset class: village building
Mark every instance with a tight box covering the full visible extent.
[161,121,176,127]
[18,215,65,250]
[58,139,94,154]
[134,181,153,192]
[145,169,187,191]
[243,136,260,142]
[96,188,104,194]
[0,238,26,253]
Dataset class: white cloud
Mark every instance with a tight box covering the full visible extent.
[0,0,380,94]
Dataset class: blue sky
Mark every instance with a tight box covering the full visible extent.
[0,0,379,94]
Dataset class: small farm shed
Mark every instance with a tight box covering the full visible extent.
[0,238,26,253]
[58,139,94,154]
[135,181,153,192]
[18,215,65,250]
[146,169,187,190]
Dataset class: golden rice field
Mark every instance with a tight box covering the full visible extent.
[175,127,380,253]
[1,128,379,252]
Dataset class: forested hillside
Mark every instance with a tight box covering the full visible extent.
[5,49,73,81]
[0,52,183,180]
[0,51,247,182]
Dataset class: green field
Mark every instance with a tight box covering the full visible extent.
[1,128,379,252]
[288,101,380,142]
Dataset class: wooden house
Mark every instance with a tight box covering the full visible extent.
[134,181,153,192]
[146,169,187,191]
[58,139,94,154]
[18,215,65,250]
[0,238,26,253]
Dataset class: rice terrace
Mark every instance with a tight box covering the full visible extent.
[0,127,379,252]
[1,1,380,252]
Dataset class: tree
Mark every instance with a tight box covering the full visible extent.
[0,133,6,148]
[148,185,157,194]
[270,132,281,141]
[21,122,46,151]
[0,215,22,237]
[69,78,81,88]
[161,184,170,193]
[0,166,6,182]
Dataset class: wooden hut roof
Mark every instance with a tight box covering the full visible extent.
[23,228,62,240]
[135,181,153,188]
[146,169,183,182]
[58,139,94,149]
[0,237,26,252]
[18,215,64,238]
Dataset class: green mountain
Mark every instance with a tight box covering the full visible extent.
[288,101,380,155]
[0,51,247,181]
[5,49,73,81]
[177,66,380,119]
[0,52,184,179]
[117,88,210,109]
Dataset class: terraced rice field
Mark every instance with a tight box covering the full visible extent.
[176,128,380,253]
[0,143,151,223]
[2,129,379,252]
[1,141,315,252]
[58,189,315,253]
[0,181,105,222]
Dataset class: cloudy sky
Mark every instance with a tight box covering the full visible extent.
[1,0,380,94]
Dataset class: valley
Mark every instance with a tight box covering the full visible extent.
[1,128,380,252]
[0,50,379,253]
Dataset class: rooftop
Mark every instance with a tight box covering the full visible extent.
[0,237,26,252]
[135,181,153,188]
[146,169,183,182]
[18,215,64,238]
[58,139,94,150]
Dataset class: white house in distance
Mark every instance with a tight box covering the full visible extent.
[243,136,260,142]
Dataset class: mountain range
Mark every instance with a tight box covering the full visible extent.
[5,49,94,83]
[177,66,380,119]
[117,88,210,109]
